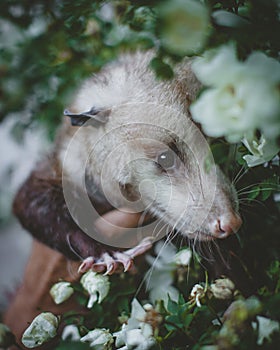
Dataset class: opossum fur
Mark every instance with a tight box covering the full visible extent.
[13,51,242,262]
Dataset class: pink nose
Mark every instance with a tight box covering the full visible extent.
[211,213,242,239]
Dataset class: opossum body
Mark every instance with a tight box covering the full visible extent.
[13,51,242,274]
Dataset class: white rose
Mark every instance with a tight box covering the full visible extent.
[21,312,59,348]
[50,281,74,304]
[192,43,243,88]
[81,328,113,350]
[191,44,280,142]
[80,271,110,308]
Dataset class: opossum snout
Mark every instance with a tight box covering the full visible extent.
[210,212,242,239]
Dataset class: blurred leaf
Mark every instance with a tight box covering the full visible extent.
[150,57,174,80]
[55,340,91,350]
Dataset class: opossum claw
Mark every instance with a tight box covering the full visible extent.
[78,256,95,273]
[102,253,118,275]
[78,237,154,275]
[113,252,134,272]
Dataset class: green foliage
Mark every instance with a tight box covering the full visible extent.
[1,0,279,136]
[1,0,279,349]
[56,341,91,350]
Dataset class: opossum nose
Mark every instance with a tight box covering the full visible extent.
[211,213,242,238]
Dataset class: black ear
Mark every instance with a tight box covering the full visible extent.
[64,107,110,127]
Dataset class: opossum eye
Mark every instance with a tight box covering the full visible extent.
[157,150,176,170]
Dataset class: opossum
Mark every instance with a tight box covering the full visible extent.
[13,51,242,274]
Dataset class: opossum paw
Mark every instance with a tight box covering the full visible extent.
[78,252,133,275]
[78,237,154,275]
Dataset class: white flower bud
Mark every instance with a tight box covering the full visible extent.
[80,328,113,350]
[174,248,192,266]
[210,278,235,300]
[190,284,205,307]
[21,312,59,348]
[80,271,110,308]
[61,325,80,341]
[143,303,153,311]
[50,281,74,304]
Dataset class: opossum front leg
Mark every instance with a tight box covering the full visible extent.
[13,163,153,274]
[13,167,111,262]
[79,237,154,275]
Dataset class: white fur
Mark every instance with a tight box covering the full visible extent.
[59,51,239,240]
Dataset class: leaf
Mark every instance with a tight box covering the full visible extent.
[150,57,174,79]
[165,315,183,330]
[182,314,193,329]
[55,340,91,350]
[211,143,229,165]
[178,294,186,305]
[247,186,260,200]
[167,298,179,314]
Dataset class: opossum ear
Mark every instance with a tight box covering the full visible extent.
[64,108,110,127]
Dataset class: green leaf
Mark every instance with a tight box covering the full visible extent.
[182,314,193,329]
[150,57,174,79]
[247,186,260,200]
[211,143,229,165]
[55,340,91,350]
[165,315,183,330]
[167,298,179,314]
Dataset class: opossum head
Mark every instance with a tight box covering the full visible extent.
[63,101,242,243]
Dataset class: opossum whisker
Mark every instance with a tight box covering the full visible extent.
[238,187,276,196]
[168,209,190,243]
[232,165,247,185]
[151,215,170,240]
[239,197,267,209]
[211,239,228,266]
[66,233,84,260]
[198,237,229,270]
[139,228,175,294]
[237,182,262,194]
[234,167,249,185]
[192,230,219,265]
